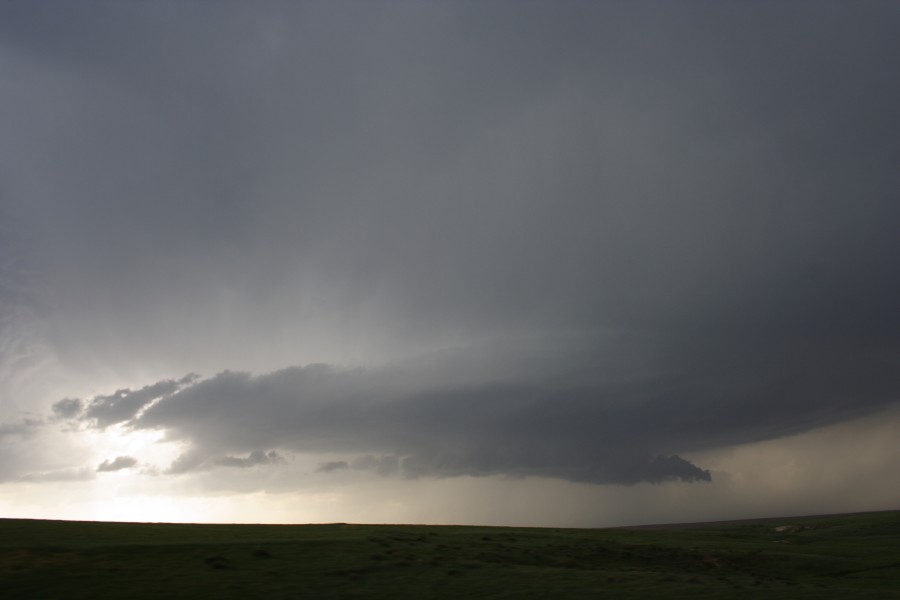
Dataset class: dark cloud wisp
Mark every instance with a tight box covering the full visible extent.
[52,375,198,428]
[97,455,137,473]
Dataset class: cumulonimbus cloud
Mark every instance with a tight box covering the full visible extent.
[52,328,900,486]
[4,0,900,505]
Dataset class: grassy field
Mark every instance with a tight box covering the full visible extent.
[1,510,898,598]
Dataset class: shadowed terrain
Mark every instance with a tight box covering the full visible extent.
[1,510,898,598]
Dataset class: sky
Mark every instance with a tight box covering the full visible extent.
[1,0,899,527]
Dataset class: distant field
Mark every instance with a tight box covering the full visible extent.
[2,510,899,598]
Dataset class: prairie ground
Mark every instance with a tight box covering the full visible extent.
[1,510,898,598]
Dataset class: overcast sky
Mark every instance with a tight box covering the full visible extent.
[1,0,899,526]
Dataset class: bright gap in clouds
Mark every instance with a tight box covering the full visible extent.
[84,426,182,475]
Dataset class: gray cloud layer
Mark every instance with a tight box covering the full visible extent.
[3,1,898,369]
[55,325,898,485]
[2,2,900,493]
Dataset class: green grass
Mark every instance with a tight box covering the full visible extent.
[1,511,899,598]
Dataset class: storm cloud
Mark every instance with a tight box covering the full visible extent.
[59,327,897,485]
[96,455,137,473]
[1,1,899,522]
[53,374,198,429]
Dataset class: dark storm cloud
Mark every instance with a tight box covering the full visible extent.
[216,450,284,469]
[78,375,197,428]
[50,375,197,428]
[164,449,284,474]
[4,1,899,342]
[317,461,350,474]
[3,2,900,490]
[118,360,720,484]
[54,322,895,485]
[50,398,82,420]
[96,455,137,472]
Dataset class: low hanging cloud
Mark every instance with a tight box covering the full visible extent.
[317,461,350,474]
[163,449,285,475]
[53,328,899,486]
[96,455,138,472]
[53,374,198,428]
[216,450,284,469]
